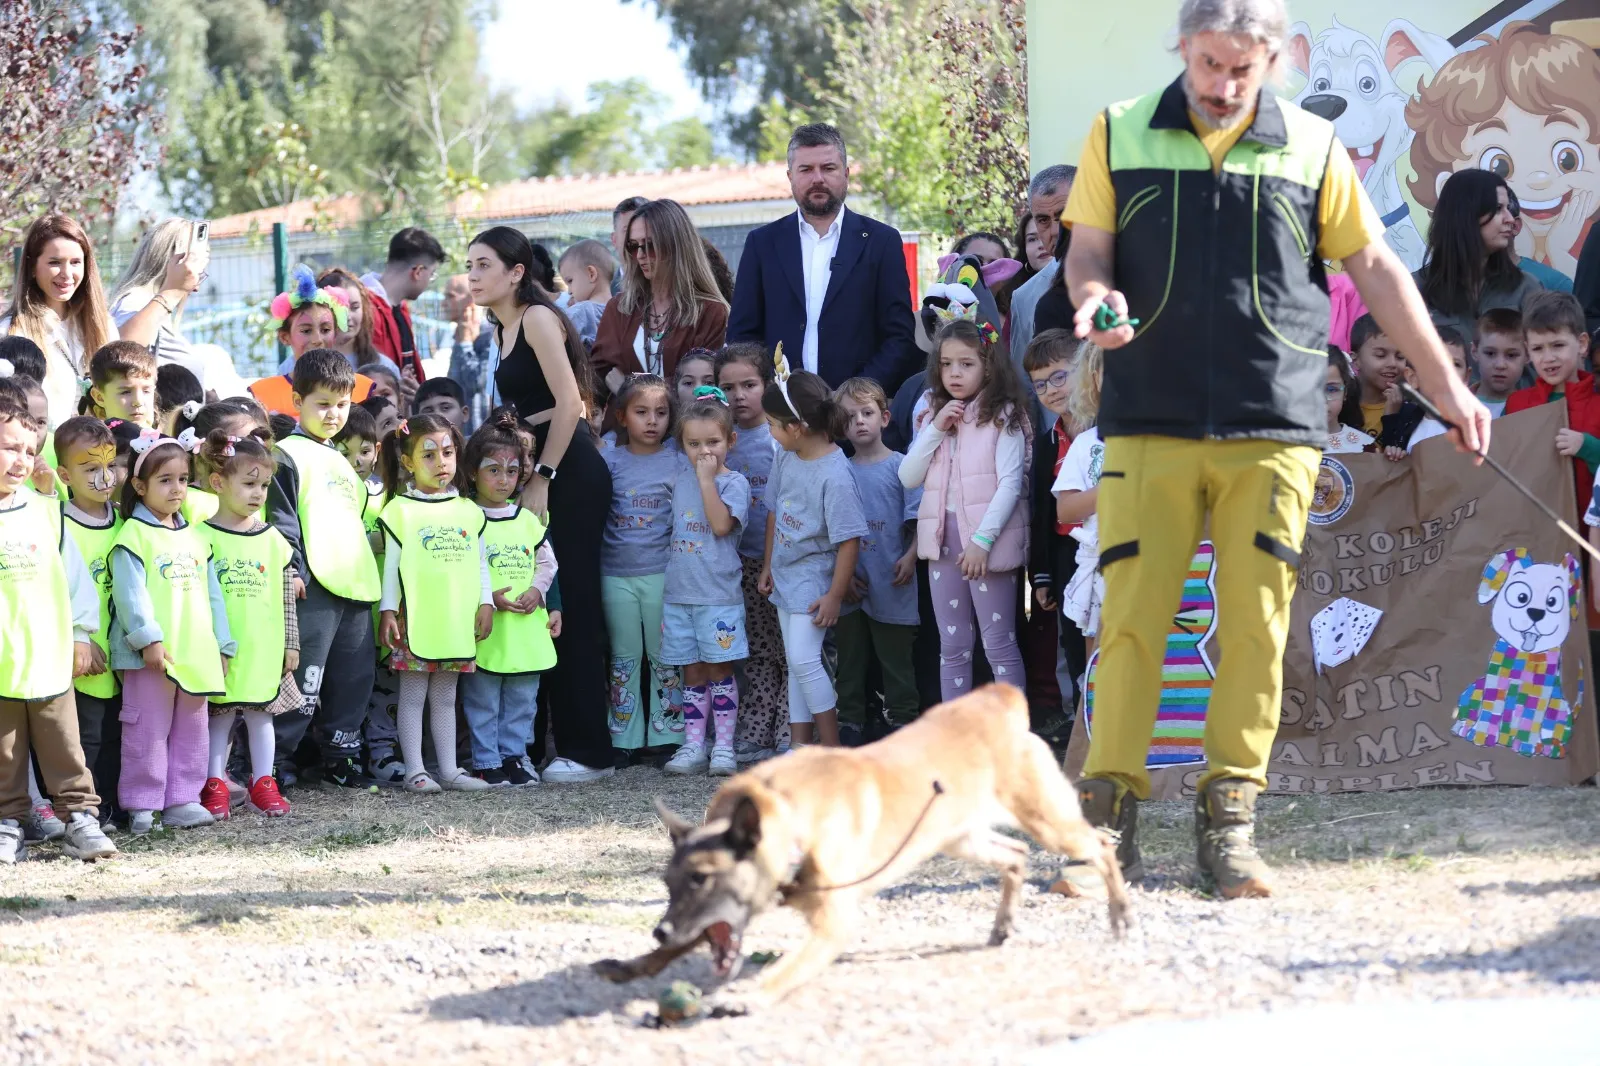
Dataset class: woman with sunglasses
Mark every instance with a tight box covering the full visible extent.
[590,199,729,402]
[1413,169,1543,344]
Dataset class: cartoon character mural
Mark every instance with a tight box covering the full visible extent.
[1455,548,1584,758]
[1288,17,1459,270]
[1082,542,1217,768]
[1406,19,1600,278]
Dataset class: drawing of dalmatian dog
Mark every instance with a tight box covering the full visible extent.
[1455,549,1580,759]
[1287,17,1457,271]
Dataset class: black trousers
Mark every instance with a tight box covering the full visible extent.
[75,691,122,822]
[275,576,377,766]
[533,424,615,769]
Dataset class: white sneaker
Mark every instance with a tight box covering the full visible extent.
[440,770,492,792]
[369,753,407,786]
[541,757,615,783]
[404,771,442,794]
[127,809,156,836]
[518,754,540,780]
[734,740,773,765]
[664,744,709,775]
[0,819,25,864]
[709,746,737,777]
[22,802,65,842]
[162,802,215,829]
[61,811,117,861]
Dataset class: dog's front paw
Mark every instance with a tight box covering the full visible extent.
[591,958,639,983]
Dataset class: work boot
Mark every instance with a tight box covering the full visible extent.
[1050,778,1143,898]
[1196,778,1274,898]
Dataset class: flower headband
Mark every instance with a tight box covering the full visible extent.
[129,427,202,477]
[268,265,350,333]
[773,341,804,426]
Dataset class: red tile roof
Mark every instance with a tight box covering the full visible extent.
[208,163,794,240]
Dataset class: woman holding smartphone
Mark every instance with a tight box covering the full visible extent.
[111,218,210,384]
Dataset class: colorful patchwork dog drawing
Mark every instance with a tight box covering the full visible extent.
[1456,548,1581,759]
[1082,542,1218,767]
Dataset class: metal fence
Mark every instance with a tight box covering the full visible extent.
[92,207,792,380]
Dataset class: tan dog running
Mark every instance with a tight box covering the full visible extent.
[593,684,1130,1005]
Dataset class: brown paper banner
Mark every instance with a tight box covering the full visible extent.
[1065,402,1600,797]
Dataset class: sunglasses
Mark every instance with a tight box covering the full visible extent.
[625,239,657,257]
[1030,368,1071,395]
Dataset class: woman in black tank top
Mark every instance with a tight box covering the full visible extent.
[469,226,616,781]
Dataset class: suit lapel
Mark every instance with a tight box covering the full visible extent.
[775,212,805,306]
[821,208,866,314]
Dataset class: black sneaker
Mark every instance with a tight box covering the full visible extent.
[838,723,866,748]
[322,757,378,790]
[273,765,299,791]
[475,766,511,787]
[501,757,538,786]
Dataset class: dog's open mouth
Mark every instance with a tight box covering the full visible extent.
[706,922,742,976]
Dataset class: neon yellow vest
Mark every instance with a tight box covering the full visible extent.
[112,517,226,696]
[277,432,380,603]
[0,493,73,700]
[477,506,557,675]
[378,494,484,663]
[180,487,219,526]
[63,507,121,699]
[364,481,389,661]
[200,522,291,705]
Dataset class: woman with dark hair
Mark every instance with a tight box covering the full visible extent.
[468,224,615,783]
[1,215,117,425]
[1413,169,1542,342]
[591,198,728,397]
[996,214,1048,324]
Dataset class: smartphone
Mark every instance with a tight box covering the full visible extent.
[194,220,210,244]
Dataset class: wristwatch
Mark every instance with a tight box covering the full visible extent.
[533,462,559,482]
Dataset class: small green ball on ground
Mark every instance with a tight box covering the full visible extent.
[657,980,703,1023]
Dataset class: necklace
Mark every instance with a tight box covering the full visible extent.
[643,302,672,376]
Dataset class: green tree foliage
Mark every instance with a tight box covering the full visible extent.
[627,0,838,154]
[511,79,725,178]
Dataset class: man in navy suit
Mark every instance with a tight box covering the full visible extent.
[728,123,918,392]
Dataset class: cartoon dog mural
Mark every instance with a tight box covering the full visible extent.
[1288,17,1458,270]
[1406,20,1600,278]
[1456,548,1583,759]
[1082,542,1217,767]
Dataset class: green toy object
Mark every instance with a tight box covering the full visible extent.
[656,980,704,1024]
[1092,301,1139,332]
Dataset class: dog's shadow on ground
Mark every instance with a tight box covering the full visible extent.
[428,955,733,1028]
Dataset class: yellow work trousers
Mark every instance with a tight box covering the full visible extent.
[1083,436,1319,799]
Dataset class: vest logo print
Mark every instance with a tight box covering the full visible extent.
[0,537,41,580]
[418,525,472,560]
[155,551,204,589]
[326,473,361,509]
[214,556,269,596]
[1309,458,1355,526]
[485,542,532,579]
[88,557,111,590]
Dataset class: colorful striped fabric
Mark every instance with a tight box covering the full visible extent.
[1082,542,1217,768]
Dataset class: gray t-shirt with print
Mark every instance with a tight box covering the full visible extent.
[766,447,868,615]
[847,452,921,626]
[727,420,775,560]
[601,446,680,577]
[664,464,750,606]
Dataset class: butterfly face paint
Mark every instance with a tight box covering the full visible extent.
[402,431,457,493]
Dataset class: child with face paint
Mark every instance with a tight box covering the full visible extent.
[375,413,496,793]
[458,408,562,786]
[54,416,124,826]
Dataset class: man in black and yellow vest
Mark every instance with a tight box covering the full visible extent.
[1058,0,1489,898]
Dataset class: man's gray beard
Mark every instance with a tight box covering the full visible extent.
[1183,77,1252,132]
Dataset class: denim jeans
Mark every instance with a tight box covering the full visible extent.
[460,671,542,771]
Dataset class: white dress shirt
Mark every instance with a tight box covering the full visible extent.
[799,211,843,376]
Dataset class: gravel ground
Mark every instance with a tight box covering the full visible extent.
[3,773,1600,1065]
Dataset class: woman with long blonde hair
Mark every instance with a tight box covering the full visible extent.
[110,217,208,388]
[1,215,116,425]
[590,198,728,398]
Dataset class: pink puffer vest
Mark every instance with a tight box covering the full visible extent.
[914,399,1031,571]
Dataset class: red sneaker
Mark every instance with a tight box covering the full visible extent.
[248,775,291,817]
[199,777,232,820]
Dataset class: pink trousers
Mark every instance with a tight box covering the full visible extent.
[118,667,209,811]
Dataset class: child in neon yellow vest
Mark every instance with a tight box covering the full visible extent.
[108,432,234,836]
[459,412,562,787]
[262,350,379,790]
[335,403,406,786]
[53,416,125,826]
[0,402,118,863]
[375,413,495,795]
[195,429,300,820]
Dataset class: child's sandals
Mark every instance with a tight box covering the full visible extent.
[404,771,441,795]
